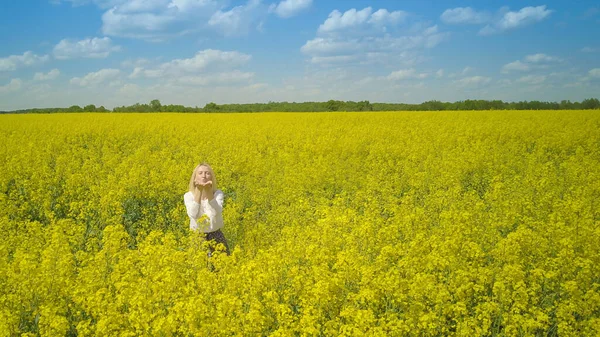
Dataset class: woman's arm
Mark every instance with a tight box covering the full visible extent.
[204,190,224,229]
[205,190,224,215]
[184,192,201,219]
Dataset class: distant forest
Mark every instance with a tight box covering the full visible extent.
[2,98,600,114]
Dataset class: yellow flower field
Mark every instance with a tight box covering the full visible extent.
[0,111,599,336]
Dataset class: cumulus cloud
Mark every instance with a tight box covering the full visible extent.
[301,30,447,65]
[440,7,490,24]
[441,5,552,35]
[308,55,360,65]
[121,58,152,68]
[33,69,61,81]
[502,60,531,73]
[0,79,23,94]
[453,76,491,87]
[524,53,560,63]
[53,0,269,40]
[0,51,50,72]
[208,0,267,37]
[502,53,561,73]
[70,68,121,86]
[269,0,312,18]
[387,68,428,81]
[176,70,255,86]
[129,49,251,79]
[300,38,361,56]
[53,37,121,59]
[589,68,600,78]
[127,49,255,87]
[516,75,546,85]
[479,6,552,35]
[317,7,408,34]
[302,29,447,63]
[301,7,448,67]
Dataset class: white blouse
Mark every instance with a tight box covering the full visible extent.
[183,190,224,233]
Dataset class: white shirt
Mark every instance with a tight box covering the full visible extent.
[183,190,224,233]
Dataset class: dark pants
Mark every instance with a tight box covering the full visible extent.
[205,229,230,256]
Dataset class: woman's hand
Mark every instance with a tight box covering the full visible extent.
[197,180,212,189]
[194,175,209,188]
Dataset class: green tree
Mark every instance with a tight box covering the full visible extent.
[83,104,96,112]
[326,100,342,111]
[150,99,162,111]
[581,98,600,109]
[67,105,83,112]
[203,102,220,112]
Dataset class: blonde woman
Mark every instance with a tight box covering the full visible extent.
[184,163,230,256]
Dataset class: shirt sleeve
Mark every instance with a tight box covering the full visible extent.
[205,190,224,215]
[184,192,201,220]
[205,190,224,229]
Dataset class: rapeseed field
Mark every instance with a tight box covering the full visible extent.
[0,111,598,336]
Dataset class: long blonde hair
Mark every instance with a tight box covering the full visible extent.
[188,162,218,194]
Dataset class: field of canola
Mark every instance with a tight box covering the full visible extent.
[0,110,599,336]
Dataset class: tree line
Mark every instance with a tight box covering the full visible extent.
[2,98,599,114]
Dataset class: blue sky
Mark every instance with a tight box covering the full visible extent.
[1,0,599,110]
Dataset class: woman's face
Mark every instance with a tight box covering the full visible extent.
[195,166,212,185]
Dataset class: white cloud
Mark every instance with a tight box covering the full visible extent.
[121,58,152,68]
[130,49,251,79]
[461,66,474,75]
[581,47,598,53]
[53,0,271,40]
[317,7,408,35]
[0,51,50,71]
[589,68,600,78]
[53,37,121,59]
[498,6,553,29]
[208,0,266,37]
[502,53,560,73]
[124,49,258,88]
[516,75,546,85]
[502,60,530,73]
[318,8,373,34]
[300,38,361,56]
[368,9,408,26]
[33,69,60,81]
[70,68,120,86]
[436,69,444,78]
[176,70,255,86]
[301,7,448,70]
[91,0,268,40]
[441,6,552,35]
[269,0,312,18]
[119,83,141,95]
[101,7,189,40]
[440,7,490,24]
[447,67,476,78]
[524,53,560,63]
[0,79,23,94]
[479,6,552,35]
[454,76,491,87]
[302,7,448,67]
[301,29,448,65]
[387,68,428,81]
[50,0,121,7]
[308,55,359,65]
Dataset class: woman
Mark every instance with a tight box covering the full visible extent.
[184,163,230,256]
